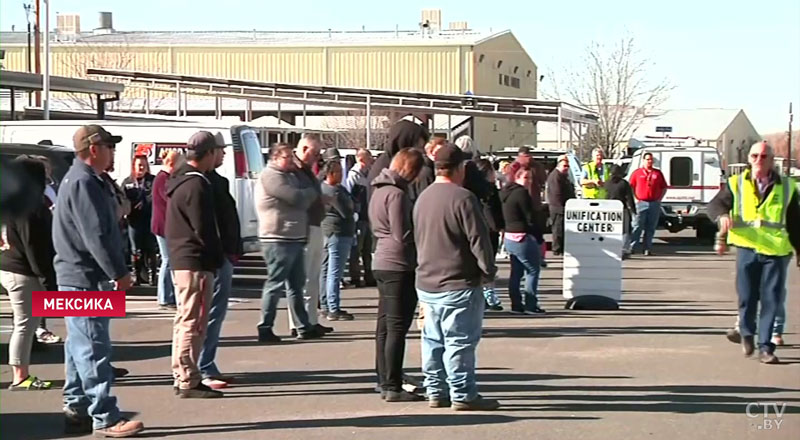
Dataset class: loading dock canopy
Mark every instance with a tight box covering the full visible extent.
[1,70,123,119]
[87,68,597,125]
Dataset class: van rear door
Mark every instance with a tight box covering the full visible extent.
[661,150,703,207]
[231,126,264,252]
[700,151,723,204]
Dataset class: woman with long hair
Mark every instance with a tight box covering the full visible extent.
[122,155,157,286]
[500,164,546,314]
[369,148,426,402]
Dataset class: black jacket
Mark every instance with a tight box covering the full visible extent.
[165,163,223,271]
[408,157,435,204]
[708,170,800,255]
[208,171,243,257]
[121,173,155,231]
[0,198,57,291]
[546,169,575,214]
[500,182,543,242]
[367,120,429,202]
[604,176,636,214]
[321,182,356,237]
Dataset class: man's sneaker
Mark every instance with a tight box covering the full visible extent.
[258,329,281,344]
[525,307,546,315]
[201,378,228,390]
[428,397,451,408]
[540,260,548,268]
[726,327,741,344]
[64,409,92,435]
[327,310,354,321]
[385,390,425,402]
[742,335,755,357]
[36,329,62,344]
[643,250,652,256]
[510,309,526,315]
[178,382,223,399]
[315,323,334,334]
[93,418,144,438]
[487,304,504,311]
[452,395,501,411]
[772,334,784,346]
[296,327,325,340]
[759,352,780,364]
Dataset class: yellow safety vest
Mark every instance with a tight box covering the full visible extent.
[582,162,610,199]
[728,169,795,257]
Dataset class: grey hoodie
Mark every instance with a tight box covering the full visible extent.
[255,162,318,243]
[369,169,416,272]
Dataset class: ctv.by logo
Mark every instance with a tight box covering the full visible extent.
[746,402,787,431]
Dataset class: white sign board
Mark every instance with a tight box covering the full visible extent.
[563,199,624,307]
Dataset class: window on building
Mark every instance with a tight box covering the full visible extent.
[503,75,510,86]
[670,157,693,187]
[498,74,503,85]
[510,77,520,88]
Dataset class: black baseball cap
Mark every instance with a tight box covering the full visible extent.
[434,144,465,169]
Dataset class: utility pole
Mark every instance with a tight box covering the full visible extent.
[789,102,794,176]
[24,3,33,106]
[34,0,41,107]
[43,0,50,119]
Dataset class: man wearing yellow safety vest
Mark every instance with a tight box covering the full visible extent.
[708,141,800,364]
[581,148,610,199]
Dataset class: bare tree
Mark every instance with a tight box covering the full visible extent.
[57,36,164,113]
[321,110,392,150]
[545,36,673,157]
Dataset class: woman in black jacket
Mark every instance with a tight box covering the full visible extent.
[0,156,54,390]
[604,165,637,257]
[122,155,156,285]
[500,163,546,314]
[474,159,505,311]
[369,148,426,402]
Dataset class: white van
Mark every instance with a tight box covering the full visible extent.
[625,145,723,241]
[0,120,265,253]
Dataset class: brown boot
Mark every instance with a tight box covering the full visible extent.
[93,418,144,438]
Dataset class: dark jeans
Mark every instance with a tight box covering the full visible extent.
[258,242,312,334]
[374,270,418,392]
[736,247,790,354]
[549,211,565,254]
[349,223,375,284]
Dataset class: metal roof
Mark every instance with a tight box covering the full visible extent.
[87,68,598,125]
[0,70,123,95]
[0,29,504,47]
[632,109,747,141]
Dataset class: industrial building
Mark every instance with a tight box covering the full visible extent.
[0,9,542,152]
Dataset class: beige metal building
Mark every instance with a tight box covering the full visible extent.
[0,10,539,151]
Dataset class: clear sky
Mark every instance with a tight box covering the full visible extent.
[2,0,798,134]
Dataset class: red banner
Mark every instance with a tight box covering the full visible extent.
[32,291,126,317]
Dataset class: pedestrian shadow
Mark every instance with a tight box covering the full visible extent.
[481,325,729,339]
[0,411,140,440]
[140,413,597,437]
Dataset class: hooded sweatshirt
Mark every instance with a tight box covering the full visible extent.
[369,168,416,272]
[165,163,223,272]
[500,182,544,243]
[366,120,429,201]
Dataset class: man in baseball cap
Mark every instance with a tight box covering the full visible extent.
[72,124,122,153]
[53,125,143,436]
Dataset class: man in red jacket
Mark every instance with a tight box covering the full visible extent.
[628,152,668,256]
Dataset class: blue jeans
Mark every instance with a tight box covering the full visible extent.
[155,235,175,306]
[630,200,661,251]
[60,285,121,430]
[258,242,312,333]
[199,257,233,378]
[736,248,790,353]
[323,234,353,313]
[418,287,484,403]
[504,235,541,311]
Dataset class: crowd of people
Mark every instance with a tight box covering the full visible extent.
[0,119,797,437]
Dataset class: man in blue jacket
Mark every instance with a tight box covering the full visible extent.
[53,125,143,438]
